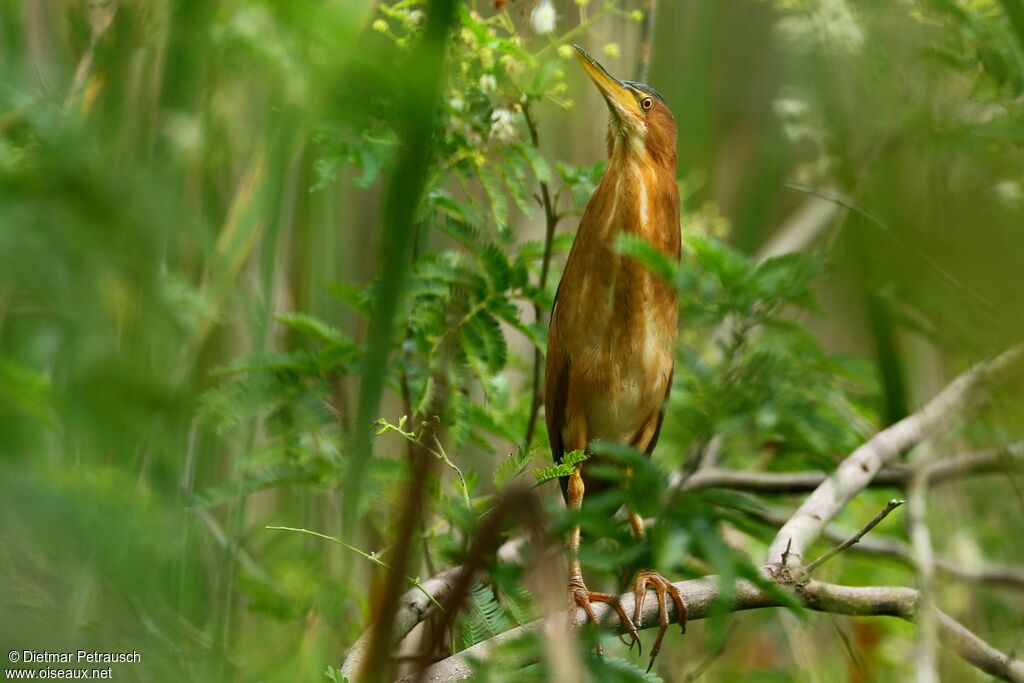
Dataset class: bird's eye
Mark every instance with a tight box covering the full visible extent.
[640,97,654,111]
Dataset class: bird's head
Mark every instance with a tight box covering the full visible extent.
[573,45,676,166]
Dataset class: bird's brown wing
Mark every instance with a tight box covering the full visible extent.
[544,303,572,502]
[643,365,674,457]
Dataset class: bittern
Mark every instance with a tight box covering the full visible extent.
[544,46,685,668]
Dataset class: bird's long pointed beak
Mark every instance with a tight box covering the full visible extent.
[573,44,641,120]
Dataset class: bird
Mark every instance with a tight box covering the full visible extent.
[544,45,686,669]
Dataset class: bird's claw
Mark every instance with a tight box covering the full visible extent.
[569,584,641,656]
[631,570,687,672]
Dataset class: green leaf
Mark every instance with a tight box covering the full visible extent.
[276,312,348,347]
[462,310,508,375]
[479,163,509,230]
[323,666,348,683]
[493,445,533,489]
[533,449,587,485]
[458,582,512,650]
[587,656,664,683]
[511,143,552,184]
[616,233,678,281]
[481,243,512,292]
[0,355,56,427]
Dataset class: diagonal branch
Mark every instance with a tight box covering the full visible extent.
[767,345,1024,567]
[394,574,1024,682]
[747,506,1024,591]
[677,441,1024,493]
[803,498,905,574]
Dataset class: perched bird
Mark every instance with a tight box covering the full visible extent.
[544,45,686,668]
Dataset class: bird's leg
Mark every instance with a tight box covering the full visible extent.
[566,463,640,654]
[628,512,687,672]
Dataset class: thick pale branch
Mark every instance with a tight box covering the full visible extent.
[394,575,1024,682]
[340,566,467,681]
[767,345,1024,567]
[679,441,1023,493]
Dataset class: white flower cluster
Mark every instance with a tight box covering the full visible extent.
[773,88,831,181]
[489,107,518,142]
[531,0,556,35]
[776,0,865,55]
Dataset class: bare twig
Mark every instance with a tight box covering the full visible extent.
[394,575,1024,682]
[633,0,659,83]
[522,104,560,447]
[676,441,1024,493]
[784,182,1002,325]
[830,620,871,683]
[804,499,905,575]
[767,345,1024,567]
[908,446,939,683]
[781,538,793,569]
[685,620,738,681]
[748,506,1024,591]
[266,526,444,612]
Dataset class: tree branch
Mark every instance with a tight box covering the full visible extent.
[394,574,1024,682]
[676,441,1023,493]
[803,498,904,574]
[522,103,560,447]
[746,505,1024,590]
[767,345,1024,567]
[633,0,659,83]
[908,447,940,682]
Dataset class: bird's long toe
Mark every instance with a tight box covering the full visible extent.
[630,570,687,672]
[570,584,641,655]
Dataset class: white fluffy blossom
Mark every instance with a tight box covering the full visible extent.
[775,0,864,55]
[531,0,556,35]
[479,74,497,94]
[489,108,517,142]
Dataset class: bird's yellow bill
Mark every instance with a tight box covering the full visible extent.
[572,45,641,119]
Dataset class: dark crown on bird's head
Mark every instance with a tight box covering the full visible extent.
[620,80,666,104]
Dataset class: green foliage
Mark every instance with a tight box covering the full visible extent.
[533,449,589,485]
[586,656,665,683]
[323,666,348,683]
[3,1,1024,682]
[457,582,514,650]
[493,445,535,490]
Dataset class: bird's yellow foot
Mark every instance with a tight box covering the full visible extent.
[569,578,640,655]
[631,570,687,672]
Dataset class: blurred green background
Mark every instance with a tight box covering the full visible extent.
[1,0,1022,681]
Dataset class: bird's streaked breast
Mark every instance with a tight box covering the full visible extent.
[551,146,680,446]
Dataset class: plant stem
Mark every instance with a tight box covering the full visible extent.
[634,0,659,83]
[804,499,905,574]
[522,103,559,447]
[266,526,445,611]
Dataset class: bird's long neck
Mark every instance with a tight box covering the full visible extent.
[582,144,680,258]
